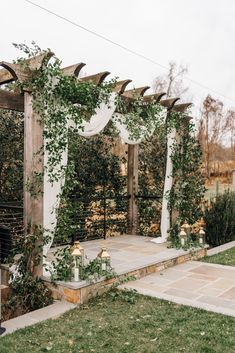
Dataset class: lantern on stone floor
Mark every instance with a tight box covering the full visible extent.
[71,245,82,281]
[182,220,191,237]
[97,247,111,271]
[179,226,187,246]
[71,240,85,266]
[198,227,206,245]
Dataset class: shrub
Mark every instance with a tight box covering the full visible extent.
[204,191,235,247]
[2,274,53,321]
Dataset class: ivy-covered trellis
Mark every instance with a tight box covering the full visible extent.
[0,43,204,281]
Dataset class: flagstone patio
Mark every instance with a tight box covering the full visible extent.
[43,235,207,304]
[47,235,205,276]
[120,260,235,317]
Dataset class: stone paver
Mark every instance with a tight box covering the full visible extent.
[47,235,200,276]
[119,261,235,317]
[207,240,235,256]
[2,301,76,336]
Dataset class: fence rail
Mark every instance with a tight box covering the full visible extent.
[0,202,24,262]
[54,193,130,245]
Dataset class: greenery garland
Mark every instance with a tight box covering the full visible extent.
[6,43,205,278]
[115,94,164,141]
[1,42,205,319]
[9,43,163,275]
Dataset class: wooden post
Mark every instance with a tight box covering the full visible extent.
[24,91,44,277]
[127,144,139,235]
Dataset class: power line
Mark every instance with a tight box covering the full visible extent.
[24,0,235,106]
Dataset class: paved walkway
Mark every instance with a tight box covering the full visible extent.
[207,240,235,256]
[120,261,235,317]
[1,301,76,336]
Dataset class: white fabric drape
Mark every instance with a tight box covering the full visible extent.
[152,126,176,244]
[73,92,117,137]
[43,136,68,275]
[112,113,157,144]
[42,93,174,267]
[42,93,117,273]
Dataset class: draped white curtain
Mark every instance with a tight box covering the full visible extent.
[43,93,117,274]
[43,96,172,273]
[75,92,117,137]
[151,126,176,244]
[112,113,156,144]
[43,142,68,274]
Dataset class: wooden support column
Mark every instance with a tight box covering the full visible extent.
[24,91,44,277]
[127,144,139,235]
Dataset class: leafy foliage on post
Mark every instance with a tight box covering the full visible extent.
[166,112,205,245]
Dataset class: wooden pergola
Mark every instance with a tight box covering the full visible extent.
[0,52,192,276]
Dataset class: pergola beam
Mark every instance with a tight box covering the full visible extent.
[143,92,166,103]
[122,86,150,99]
[62,63,86,77]
[112,79,132,94]
[81,71,110,85]
[0,52,53,85]
[160,97,180,109]
[172,102,192,113]
[0,89,24,112]
[0,68,14,85]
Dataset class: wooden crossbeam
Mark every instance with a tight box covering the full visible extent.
[160,97,180,109]
[182,115,193,123]
[172,102,192,113]
[112,79,132,94]
[0,89,24,112]
[0,62,27,83]
[81,71,110,85]
[143,92,166,103]
[0,68,14,85]
[62,63,86,77]
[0,51,53,85]
[122,86,150,99]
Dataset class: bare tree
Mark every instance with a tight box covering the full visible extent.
[153,61,189,98]
[224,109,235,158]
[198,95,225,178]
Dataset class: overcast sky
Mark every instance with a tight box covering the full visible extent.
[2,0,235,116]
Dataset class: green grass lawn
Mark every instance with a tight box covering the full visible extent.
[201,247,235,266]
[1,293,235,353]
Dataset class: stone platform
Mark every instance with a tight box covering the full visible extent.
[43,235,207,304]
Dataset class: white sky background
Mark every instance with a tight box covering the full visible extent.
[1,0,235,119]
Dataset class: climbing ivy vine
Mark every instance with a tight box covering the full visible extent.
[166,111,206,245]
[5,43,205,286]
[10,42,163,265]
[1,42,206,319]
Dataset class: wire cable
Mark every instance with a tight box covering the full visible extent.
[24,0,235,105]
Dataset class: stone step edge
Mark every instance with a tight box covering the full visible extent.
[44,247,207,304]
